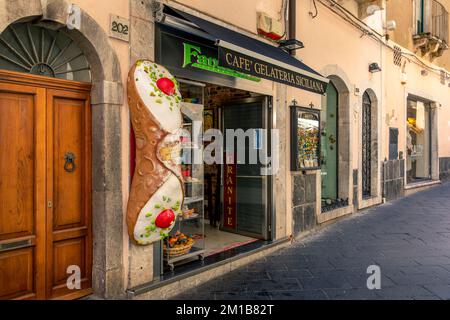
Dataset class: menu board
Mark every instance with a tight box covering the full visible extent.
[290,106,321,171]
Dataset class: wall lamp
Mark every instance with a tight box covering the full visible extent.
[369,62,382,73]
[279,39,305,53]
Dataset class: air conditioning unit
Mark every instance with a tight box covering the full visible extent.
[257,12,283,41]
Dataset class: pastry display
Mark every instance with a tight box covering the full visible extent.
[181,208,195,219]
[163,231,195,257]
[126,60,184,245]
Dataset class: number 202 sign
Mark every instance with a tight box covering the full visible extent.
[109,15,130,42]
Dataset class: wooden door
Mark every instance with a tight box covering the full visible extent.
[0,71,91,300]
[0,83,46,300]
[46,89,92,299]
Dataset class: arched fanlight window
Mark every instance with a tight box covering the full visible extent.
[0,23,91,82]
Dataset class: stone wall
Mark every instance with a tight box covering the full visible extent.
[127,0,157,292]
[292,172,317,235]
[439,157,450,181]
[382,159,405,201]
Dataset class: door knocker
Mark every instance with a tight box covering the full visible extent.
[64,152,76,173]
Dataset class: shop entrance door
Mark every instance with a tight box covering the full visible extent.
[0,72,92,300]
[321,82,338,204]
[221,97,271,240]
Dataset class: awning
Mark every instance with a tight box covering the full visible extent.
[164,6,329,94]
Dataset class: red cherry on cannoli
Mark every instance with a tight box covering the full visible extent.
[156,78,175,96]
[155,209,175,228]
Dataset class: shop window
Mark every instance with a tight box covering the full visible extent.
[290,106,321,171]
[406,99,432,183]
[0,23,91,82]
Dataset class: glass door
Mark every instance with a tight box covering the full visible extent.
[221,97,271,240]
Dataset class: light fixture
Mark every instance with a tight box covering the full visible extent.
[279,39,305,53]
[369,62,382,73]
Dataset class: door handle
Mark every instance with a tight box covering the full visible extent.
[64,152,76,173]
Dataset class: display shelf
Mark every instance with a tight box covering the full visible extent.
[180,101,203,109]
[162,79,205,272]
[183,180,203,184]
[184,196,204,204]
[180,142,202,149]
[178,213,200,221]
[164,246,205,271]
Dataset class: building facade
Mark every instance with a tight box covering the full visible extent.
[0,0,449,300]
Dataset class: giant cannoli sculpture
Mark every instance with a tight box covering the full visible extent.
[127,60,184,245]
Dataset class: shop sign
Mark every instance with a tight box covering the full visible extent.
[223,152,237,229]
[182,42,260,82]
[157,24,261,84]
[218,47,327,94]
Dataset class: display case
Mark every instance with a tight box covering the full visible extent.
[290,106,321,171]
[163,79,205,271]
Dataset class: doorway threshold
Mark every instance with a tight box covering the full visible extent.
[127,237,289,298]
[405,179,441,190]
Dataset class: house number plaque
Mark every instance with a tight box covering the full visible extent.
[109,14,130,42]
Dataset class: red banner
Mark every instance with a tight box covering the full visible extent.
[223,153,236,229]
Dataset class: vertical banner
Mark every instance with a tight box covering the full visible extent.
[223,152,237,229]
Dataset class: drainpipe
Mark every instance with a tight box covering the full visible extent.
[287,0,296,241]
[288,0,296,56]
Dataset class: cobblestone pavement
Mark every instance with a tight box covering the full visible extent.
[172,182,450,300]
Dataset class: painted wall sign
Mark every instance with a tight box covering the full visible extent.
[218,47,327,94]
[223,152,237,229]
[109,14,129,42]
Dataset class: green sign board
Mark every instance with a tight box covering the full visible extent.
[182,42,260,82]
[156,23,260,85]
